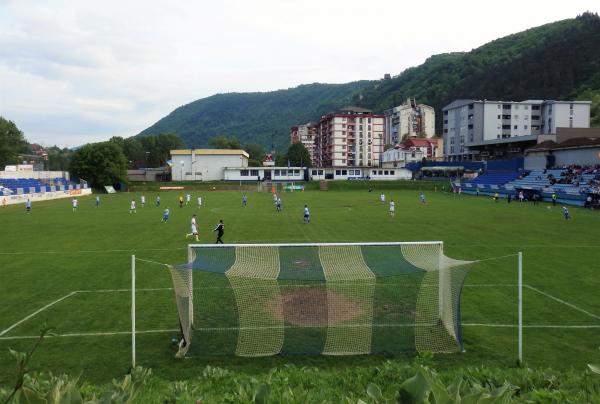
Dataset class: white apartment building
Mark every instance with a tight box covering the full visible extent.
[442,99,591,161]
[384,99,435,145]
[315,107,384,168]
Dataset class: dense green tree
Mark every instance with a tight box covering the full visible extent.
[0,117,29,168]
[69,142,127,188]
[243,143,266,166]
[284,143,312,167]
[209,135,242,150]
[46,146,72,171]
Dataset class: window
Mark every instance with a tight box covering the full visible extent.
[355,170,361,175]
[288,170,294,175]
[514,125,518,129]
[532,115,540,120]
[372,170,377,175]
[378,170,383,175]
[311,170,317,175]
[497,105,501,109]
[384,170,389,175]
[524,125,528,130]
[502,104,511,110]
[342,170,347,175]
[502,115,511,119]
[524,116,529,120]
[318,170,323,175]
[342,152,346,156]
[342,160,346,164]
[514,105,519,110]
[514,115,518,119]
[502,125,511,130]
[524,105,529,110]
[241,170,249,176]
[250,169,259,176]
[532,105,540,110]
[390,170,394,175]
[293,170,300,175]
[336,170,341,175]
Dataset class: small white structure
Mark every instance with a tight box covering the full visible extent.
[170,149,249,181]
[224,167,306,182]
[380,148,424,168]
[308,167,412,181]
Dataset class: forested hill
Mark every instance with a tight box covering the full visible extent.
[353,12,600,131]
[138,82,372,149]
[139,12,600,148]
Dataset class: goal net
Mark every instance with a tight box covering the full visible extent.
[168,242,472,357]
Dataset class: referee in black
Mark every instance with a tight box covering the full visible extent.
[214,219,224,244]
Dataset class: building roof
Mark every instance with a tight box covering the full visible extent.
[525,140,557,152]
[525,137,600,153]
[403,138,438,147]
[170,149,250,158]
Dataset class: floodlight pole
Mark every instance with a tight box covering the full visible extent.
[131,254,136,369]
[518,251,523,366]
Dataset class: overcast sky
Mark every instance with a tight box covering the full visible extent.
[1,0,598,147]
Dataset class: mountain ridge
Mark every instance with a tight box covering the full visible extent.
[139,12,600,149]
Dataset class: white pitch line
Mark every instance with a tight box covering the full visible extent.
[0,329,180,340]
[524,285,600,321]
[0,291,78,337]
[4,323,600,341]
[463,323,600,328]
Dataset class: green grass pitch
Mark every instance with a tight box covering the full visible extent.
[1,187,599,384]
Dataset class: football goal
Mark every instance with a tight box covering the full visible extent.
[166,242,474,358]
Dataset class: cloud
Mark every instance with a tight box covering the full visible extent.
[0,0,598,147]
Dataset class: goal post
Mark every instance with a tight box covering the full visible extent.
[167,242,474,358]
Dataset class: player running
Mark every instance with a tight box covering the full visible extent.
[141,195,146,208]
[242,194,247,207]
[179,195,184,208]
[420,193,426,204]
[72,197,78,212]
[276,197,282,212]
[130,199,137,213]
[186,214,199,241]
[186,194,191,205]
[389,200,395,217]
[214,219,224,244]
[25,199,32,214]
[197,196,202,208]
[380,193,385,204]
[95,195,100,208]
[562,206,570,220]
[162,207,170,223]
[156,195,161,207]
[303,204,310,224]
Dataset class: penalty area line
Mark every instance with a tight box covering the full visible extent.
[524,284,600,321]
[0,291,78,337]
[0,329,180,341]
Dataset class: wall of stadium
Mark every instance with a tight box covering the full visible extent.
[0,170,70,180]
[1,188,92,206]
[553,147,600,167]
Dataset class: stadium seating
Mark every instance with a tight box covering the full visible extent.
[0,177,81,195]
[468,172,522,186]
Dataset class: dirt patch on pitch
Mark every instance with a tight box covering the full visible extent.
[266,288,363,326]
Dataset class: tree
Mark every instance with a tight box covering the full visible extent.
[244,143,266,166]
[209,135,241,150]
[384,144,395,151]
[285,142,312,167]
[0,117,29,168]
[46,146,72,171]
[69,142,128,188]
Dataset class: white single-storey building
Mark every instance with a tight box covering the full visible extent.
[309,167,412,181]
[224,167,306,182]
[170,149,249,181]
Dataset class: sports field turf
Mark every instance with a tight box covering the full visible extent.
[1,186,599,384]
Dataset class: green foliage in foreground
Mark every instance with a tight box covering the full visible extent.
[3,345,600,403]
